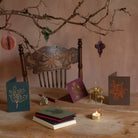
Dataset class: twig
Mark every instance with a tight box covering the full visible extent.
[0,0,130,49]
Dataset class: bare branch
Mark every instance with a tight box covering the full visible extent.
[73,0,84,14]
[94,0,110,24]
[119,8,131,16]
[0,0,130,50]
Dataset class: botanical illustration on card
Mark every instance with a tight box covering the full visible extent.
[6,77,30,112]
[66,78,88,103]
[108,72,130,105]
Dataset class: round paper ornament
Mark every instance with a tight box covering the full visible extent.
[1,35,16,50]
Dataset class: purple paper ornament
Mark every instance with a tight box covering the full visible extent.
[95,40,106,57]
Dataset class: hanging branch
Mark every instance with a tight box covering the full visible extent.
[0,0,131,50]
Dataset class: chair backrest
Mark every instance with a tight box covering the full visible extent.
[18,39,83,88]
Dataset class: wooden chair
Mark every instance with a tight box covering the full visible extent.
[18,39,83,88]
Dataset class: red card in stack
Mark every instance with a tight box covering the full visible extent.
[33,106,76,130]
[35,113,75,122]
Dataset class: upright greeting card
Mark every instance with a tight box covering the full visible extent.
[108,72,130,105]
[6,77,30,112]
[66,78,88,103]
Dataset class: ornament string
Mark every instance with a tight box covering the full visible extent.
[6,15,12,35]
[5,15,12,49]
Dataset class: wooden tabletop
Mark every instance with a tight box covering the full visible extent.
[0,86,138,138]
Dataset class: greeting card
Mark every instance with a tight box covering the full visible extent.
[66,78,88,103]
[6,77,30,112]
[108,72,130,105]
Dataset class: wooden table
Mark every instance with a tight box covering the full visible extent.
[0,86,138,138]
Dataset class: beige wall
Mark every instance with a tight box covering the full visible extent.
[0,0,138,94]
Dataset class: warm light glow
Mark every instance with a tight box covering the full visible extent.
[93,111,100,117]
[92,111,101,120]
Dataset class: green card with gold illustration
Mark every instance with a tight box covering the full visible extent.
[6,77,30,112]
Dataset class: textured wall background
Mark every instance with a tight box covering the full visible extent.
[0,0,138,94]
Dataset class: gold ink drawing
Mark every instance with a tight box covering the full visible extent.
[9,86,28,109]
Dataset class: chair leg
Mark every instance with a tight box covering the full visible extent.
[47,71,50,88]
[64,69,67,88]
[55,70,58,88]
[60,69,63,88]
[18,44,28,82]
[38,74,42,87]
[42,72,47,87]
[51,71,54,88]
[78,38,83,80]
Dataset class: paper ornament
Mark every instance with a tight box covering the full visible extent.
[1,35,16,50]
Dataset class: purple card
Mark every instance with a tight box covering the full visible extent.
[66,78,88,103]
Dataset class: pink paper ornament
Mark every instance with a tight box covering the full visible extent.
[1,35,16,50]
